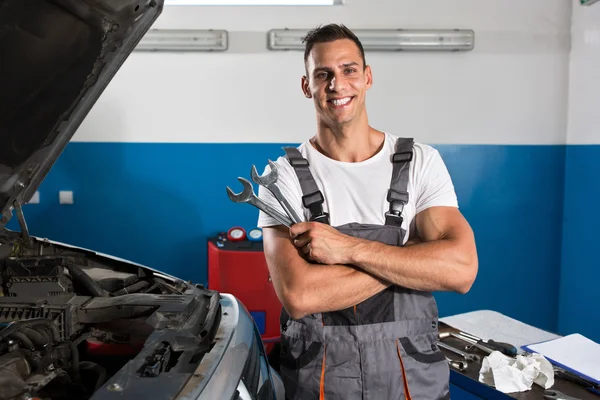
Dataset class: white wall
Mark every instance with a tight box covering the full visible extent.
[74,0,572,145]
[567,1,600,145]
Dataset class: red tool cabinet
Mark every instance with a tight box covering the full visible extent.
[207,235,282,355]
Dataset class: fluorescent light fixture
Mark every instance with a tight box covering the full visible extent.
[165,0,340,4]
[136,29,228,51]
[267,29,475,52]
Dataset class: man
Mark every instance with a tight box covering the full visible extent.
[256,23,478,400]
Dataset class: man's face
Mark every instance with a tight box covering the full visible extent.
[302,39,372,127]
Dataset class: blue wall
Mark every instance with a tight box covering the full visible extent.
[559,145,600,343]
[7,142,591,339]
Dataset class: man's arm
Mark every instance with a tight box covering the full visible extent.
[351,206,478,294]
[291,206,478,294]
[262,225,391,319]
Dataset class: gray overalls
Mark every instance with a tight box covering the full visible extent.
[278,137,450,400]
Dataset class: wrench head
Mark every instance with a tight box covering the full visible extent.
[251,160,278,186]
[226,177,255,203]
[544,390,580,400]
[543,390,568,400]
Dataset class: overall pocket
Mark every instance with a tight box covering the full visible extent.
[397,333,451,400]
[279,336,325,400]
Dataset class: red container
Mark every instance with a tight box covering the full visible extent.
[207,236,282,355]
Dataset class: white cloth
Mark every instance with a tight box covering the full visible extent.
[256,131,458,242]
[479,351,555,393]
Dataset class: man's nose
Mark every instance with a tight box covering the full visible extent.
[328,75,346,92]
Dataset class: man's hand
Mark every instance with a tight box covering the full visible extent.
[290,222,359,265]
[262,225,390,319]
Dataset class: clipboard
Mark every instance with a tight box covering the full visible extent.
[522,333,600,386]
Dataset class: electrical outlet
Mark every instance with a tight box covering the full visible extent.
[59,191,74,205]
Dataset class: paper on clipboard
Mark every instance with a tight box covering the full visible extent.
[522,333,600,384]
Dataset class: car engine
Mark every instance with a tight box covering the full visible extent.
[0,236,221,400]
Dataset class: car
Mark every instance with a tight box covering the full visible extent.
[0,0,285,399]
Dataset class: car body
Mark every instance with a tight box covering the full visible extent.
[0,0,284,399]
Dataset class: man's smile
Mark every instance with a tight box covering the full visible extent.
[327,96,355,109]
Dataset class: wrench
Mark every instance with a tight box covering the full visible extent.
[438,332,493,354]
[464,342,494,355]
[251,160,302,224]
[437,341,481,362]
[446,356,468,372]
[226,177,293,228]
[543,390,581,400]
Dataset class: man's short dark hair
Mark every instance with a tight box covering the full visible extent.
[302,23,366,70]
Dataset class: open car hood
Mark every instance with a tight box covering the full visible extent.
[0,0,163,229]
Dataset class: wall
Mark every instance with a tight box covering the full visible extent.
[559,2,600,343]
[8,0,573,334]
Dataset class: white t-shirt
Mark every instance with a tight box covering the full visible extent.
[256,131,458,244]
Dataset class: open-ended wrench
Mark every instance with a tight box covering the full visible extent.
[438,341,481,363]
[226,177,293,228]
[251,160,302,224]
[543,390,582,400]
[439,332,494,355]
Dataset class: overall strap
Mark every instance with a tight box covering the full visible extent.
[283,146,330,225]
[385,137,414,227]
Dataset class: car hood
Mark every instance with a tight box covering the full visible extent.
[0,0,163,229]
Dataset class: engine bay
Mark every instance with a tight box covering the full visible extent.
[0,234,221,400]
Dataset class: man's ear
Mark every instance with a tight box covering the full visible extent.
[301,76,312,98]
[364,65,373,89]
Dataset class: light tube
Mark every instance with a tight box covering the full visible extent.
[267,29,475,52]
[136,29,228,51]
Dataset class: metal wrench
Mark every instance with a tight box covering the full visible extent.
[463,341,494,355]
[438,341,481,362]
[251,160,302,224]
[543,390,581,400]
[439,332,494,355]
[226,177,293,228]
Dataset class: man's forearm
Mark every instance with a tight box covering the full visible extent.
[350,238,477,294]
[263,226,390,320]
[286,261,390,319]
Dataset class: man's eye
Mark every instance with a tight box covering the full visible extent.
[345,68,356,74]
[316,72,327,79]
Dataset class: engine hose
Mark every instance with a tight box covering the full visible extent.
[79,361,107,391]
[21,327,49,349]
[73,332,93,346]
[36,325,54,344]
[112,280,149,296]
[142,283,158,293]
[0,318,61,343]
[7,332,35,351]
[65,263,110,298]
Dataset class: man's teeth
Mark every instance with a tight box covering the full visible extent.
[332,97,351,106]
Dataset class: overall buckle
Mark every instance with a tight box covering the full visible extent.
[385,211,404,226]
[311,212,330,225]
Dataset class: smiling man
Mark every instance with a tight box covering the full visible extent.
[256,24,478,400]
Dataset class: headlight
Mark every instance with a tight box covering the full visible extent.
[234,320,277,399]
